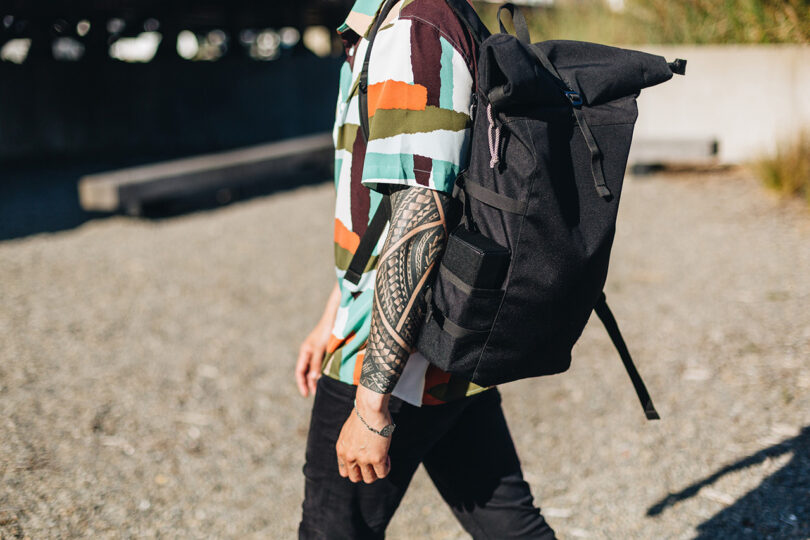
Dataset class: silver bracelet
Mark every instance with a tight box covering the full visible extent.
[353,399,396,438]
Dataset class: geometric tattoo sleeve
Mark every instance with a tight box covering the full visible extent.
[359,186,452,394]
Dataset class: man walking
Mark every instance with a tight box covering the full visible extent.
[296,0,556,537]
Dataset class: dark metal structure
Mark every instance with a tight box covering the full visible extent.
[0,0,352,162]
[3,1,352,41]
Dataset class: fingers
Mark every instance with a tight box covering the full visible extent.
[337,456,387,484]
[349,464,363,483]
[307,368,321,396]
[371,456,390,480]
[307,348,323,395]
[295,346,311,397]
[335,412,392,485]
[337,455,358,481]
[344,462,363,483]
[296,343,325,397]
[360,464,378,484]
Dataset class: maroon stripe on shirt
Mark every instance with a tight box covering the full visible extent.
[400,0,476,72]
[409,20,442,109]
[413,154,433,187]
[350,132,371,237]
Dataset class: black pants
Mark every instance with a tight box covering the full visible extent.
[299,376,556,540]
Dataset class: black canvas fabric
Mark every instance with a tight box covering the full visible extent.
[349,1,684,419]
[412,2,684,417]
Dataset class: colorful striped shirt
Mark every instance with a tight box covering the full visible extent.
[323,0,488,405]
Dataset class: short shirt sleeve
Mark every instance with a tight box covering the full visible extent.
[361,18,474,196]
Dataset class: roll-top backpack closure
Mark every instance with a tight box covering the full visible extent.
[482,36,680,111]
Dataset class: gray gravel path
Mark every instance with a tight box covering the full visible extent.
[1,169,808,539]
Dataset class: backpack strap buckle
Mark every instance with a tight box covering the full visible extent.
[453,174,465,196]
[565,91,583,107]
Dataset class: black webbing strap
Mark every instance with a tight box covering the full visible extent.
[462,178,527,215]
[444,0,491,46]
[527,41,612,200]
[594,293,660,420]
[358,0,399,142]
[431,304,490,339]
[497,3,531,44]
[344,196,391,285]
[439,265,504,298]
[572,106,612,199]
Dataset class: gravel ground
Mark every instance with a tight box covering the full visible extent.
[1,168,808,539]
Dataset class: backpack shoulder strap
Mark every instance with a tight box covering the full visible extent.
[349,0,488,285]
[444,0,492,46]
[359,0,490,141]
[594,293,660,420]
[348,0,403,284]
[343,195,392,285]
[358,0,400,142]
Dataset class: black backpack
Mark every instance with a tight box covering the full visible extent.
[345,0,686,419]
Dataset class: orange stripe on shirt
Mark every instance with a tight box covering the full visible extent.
[326,335,343,354]
[327,330,357,354]
[352,350,365,385]
[334,218,360,254]
[367,80,428,117]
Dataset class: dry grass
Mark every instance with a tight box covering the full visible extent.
[624,0,810,44]
[753,131,810,206]
[474,0,810,45]
[753,130,810,204]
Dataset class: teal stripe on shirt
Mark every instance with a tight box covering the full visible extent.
[363,152,416,181]
[334,157,343,187]
[431,158,460,194]
[338,62,353,103]
[337,290,374,381]
[349,0,384,16]
[439,36,455,110]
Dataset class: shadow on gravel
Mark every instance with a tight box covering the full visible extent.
[135,172,329,220]
[0,159,107,241]
[647,426,810,539]
[0,158,328,241]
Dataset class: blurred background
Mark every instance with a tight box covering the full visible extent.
[0,0,808,538]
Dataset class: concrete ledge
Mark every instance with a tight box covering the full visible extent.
[634,45,810,164]
[78,132,333,214]
[629,137,719,166]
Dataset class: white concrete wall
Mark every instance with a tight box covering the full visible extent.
[633,45,810,164]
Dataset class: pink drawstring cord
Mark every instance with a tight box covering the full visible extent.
[487,103,500,169]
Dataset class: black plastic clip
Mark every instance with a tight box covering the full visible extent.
[668,58,687,75]
[343,268,362,285]
[565,91,583,107]
[423,287,434,324]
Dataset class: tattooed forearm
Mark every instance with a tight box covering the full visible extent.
[360,186,451,394]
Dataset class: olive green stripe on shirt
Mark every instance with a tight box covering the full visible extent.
[368,107,469,140]
[335,242,380,273]
[325,348,343,378]
[336,124,360,152]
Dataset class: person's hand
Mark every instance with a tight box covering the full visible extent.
[295,319,331,397]
[336,386,392,483]
[296,283,341,397]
